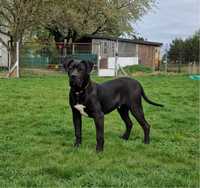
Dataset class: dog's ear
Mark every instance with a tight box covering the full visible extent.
[63,59,73,71]
[83,60,94,74]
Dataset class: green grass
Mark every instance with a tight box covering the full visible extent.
[123,64,153,74]
[0,74,199,187]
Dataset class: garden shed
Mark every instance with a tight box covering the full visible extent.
[77,35,162,76]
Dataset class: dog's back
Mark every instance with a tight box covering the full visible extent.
[96,77,163,114]
[96,77,142,113]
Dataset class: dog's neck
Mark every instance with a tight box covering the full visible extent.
[71,76,91,95]
[71,76,91,116]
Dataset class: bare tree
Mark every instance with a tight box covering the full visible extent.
[0,0,44,65]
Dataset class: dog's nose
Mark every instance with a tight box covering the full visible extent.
[71,75,77,80]
[71,69,79,78]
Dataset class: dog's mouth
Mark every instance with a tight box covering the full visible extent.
[70,78,82,88]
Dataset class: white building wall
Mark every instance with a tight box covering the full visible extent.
[92,38,139,77]
[108,57,138,69]
[98,57,138,77]
[0,33,10,67]
[98,69,115,77]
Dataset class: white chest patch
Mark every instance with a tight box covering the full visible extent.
[74,104,88,117]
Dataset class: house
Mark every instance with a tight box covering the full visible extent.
[0,30,11,68]
[76,35,162,76]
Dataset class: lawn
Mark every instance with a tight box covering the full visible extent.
[0,74,199,187]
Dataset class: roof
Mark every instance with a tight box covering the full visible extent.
[80,35,162,47]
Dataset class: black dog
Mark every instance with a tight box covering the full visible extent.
[63,59,163,152]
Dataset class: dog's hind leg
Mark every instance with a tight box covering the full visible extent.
[117,105,133,140]
[130,99,150,144]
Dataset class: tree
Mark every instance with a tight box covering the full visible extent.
[42,0,156,43]
[189,30,199,62]
[168,38,184,63]
[0,0,156,65]
[0,0,156,44]
[0,0,44,64]
[167,30,199,64]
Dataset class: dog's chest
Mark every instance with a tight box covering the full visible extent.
[74,99,94,117]
[74,104,88,117]
[72,90,94,117]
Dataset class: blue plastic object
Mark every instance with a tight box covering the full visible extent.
[190,75,200,80]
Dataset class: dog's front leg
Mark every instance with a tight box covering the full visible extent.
[72,108,82,147]
[94,115,104,152]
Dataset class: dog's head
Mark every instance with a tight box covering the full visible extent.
[63,59,93,88]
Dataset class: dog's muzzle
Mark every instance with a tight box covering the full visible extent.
[70,77,82,88]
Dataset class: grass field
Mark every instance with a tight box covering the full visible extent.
[0,74,199,187]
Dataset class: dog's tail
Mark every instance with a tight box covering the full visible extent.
[141,87,164,107]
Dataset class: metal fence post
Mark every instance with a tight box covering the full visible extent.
[8,47,11,72]
[16,41,19,78]
[64,39,67,57]
[188,63,192,74]
[115,40,118,77]
[193,61,196,74]
[97,43,101,76]
[72,43,75,54]
[164,43,168,74]
[165,56,168,74]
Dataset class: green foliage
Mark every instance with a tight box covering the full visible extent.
[0,0,46,65]
[34,0,157,42]
[123,64,153,74]
[167,30,200,63]
[168,38,184,62]
[0,0,156,51]
[0,0,44,42]
[0,0,156,43]
[0,74,199,187]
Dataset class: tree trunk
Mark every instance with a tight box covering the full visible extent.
[10,44,16,67]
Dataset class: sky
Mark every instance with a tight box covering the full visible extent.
[134,0,199,48]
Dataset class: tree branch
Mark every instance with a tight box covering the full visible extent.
[0,10,12,24]
[0,23,9,28]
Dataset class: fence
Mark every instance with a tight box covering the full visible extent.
[1,41,199,78]
[0,41,20,78]
[159,62,200,74]
[19,42,98,70]
[0,66,8,78]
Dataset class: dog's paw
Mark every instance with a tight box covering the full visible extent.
[96,145,104,153]
[119,135,129,140]
[144,140,150,144]
[74,142,81,148]
[96,148,103,153]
